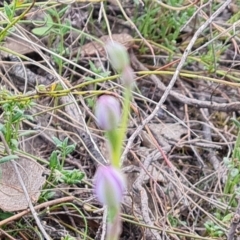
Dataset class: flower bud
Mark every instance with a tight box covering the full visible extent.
[94,165,125,208]
[95,95,121,131]
[105,41,130,73]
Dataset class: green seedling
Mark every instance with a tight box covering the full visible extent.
[204,211,233,237]
[48,137,84,185]
[200,42,229,73]
[52,136,76,168]
[53,169,84,185]
[38,190,55,203]
[204,220,224,237]
[32,7,70,37]
[0,89,34,151]
[168,214,186,228]
[31,14,54,36]
[4,1,16,21]
[134,0,195,52]
[32,6,70,75]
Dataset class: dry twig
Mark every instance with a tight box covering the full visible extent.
[0,132,50,240]
[121,0,232,164]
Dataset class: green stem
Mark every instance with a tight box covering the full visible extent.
[107,209,121,240]
[110,88,131,168]
[61,150,66,169]
[233,129,240,159]
[5,111,12,145]
[0,0,36,42]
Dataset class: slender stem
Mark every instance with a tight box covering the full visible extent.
[111,87,131,168]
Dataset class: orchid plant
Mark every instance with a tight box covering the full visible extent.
[93,41,134,240]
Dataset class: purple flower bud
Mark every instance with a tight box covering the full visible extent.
[95,95,121,131]
[94,165,125,208]
[105,41,130,73]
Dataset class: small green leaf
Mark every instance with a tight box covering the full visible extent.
[32,26,52,36]
[4,2,13,20]
[41,191,55,201]
[32,14,53,36]
[85,76,94,81]
[89,60,98,72]
[58,6,68,17]
[49,151,59,169]
[231,168,239,178]
[44,191,55,200]
[100,71,111,78]
[61,169,84,185]
[61,19,71,35]
[231,118,240,129]
[0,155,19,163]
[12,109,24,123]
[222,213,233,223]
[86,98,94,108]
[10,139,18,149]
[0,211,14,220]
[24,114,34,121]
[47,8,58,18]
[52,55,61,66]
[0,124,5,132]
[65,144,76,155]
[62,137,69,148]
[52,137,62,148]
[2,103,10,111]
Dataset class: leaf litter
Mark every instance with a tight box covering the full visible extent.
[0,158,45,211]
[0,0,240,239]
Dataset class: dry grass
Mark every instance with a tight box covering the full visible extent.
[0,0,240,239]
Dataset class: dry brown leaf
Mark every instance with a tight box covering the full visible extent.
[1,36,35,58]
[141,123,187,149]
[149,123,187,142]
[73,33,134,57]
[0,158,45,211]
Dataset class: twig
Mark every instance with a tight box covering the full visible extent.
[0,132,51,240]
[144,124,172,168]
[61,96,107,165]
[121,0,232,164]
[11,162,50,240]
[180,81,206,167]
[133,150,164,240]
[199,88,220,170]
[181,1,210,31]
[0,229,16,240]
[0,196,74,227]
[136,64,240,112]
[63,205,80,239]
